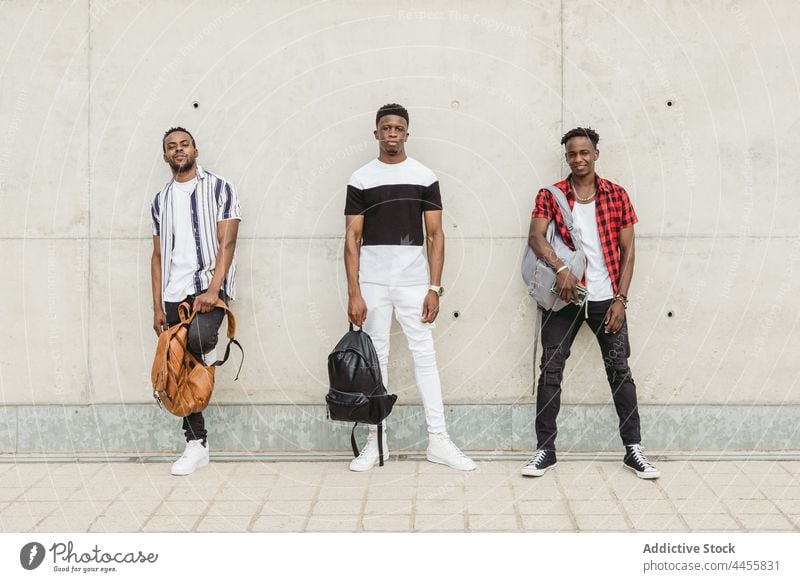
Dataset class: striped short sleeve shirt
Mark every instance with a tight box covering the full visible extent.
[151,164,242,304]
[345,157,442,286]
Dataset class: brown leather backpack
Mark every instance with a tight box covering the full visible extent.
[151,299,242,417]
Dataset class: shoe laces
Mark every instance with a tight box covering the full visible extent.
[526,449,548,467]
[357,431,383,458]
[436,433,468,458]
[628,444,653,468]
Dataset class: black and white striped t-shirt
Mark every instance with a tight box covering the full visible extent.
[151,165,242,305]
[345,157,442,286]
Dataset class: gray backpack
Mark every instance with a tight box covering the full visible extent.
[521,185,587,391]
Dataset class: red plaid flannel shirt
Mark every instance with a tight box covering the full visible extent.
[531,175,638,294]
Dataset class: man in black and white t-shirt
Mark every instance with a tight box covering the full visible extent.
[150,127,241,476]
[343,103,475,472]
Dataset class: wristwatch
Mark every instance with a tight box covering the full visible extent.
[428,285,444,297]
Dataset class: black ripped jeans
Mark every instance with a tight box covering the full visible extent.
[164,291,228,443]
[535,298,641,451]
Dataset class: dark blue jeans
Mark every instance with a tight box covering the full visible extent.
[164,291,228,442]
[535,298,642,451]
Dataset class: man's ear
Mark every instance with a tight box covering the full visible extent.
[373,129,378,140]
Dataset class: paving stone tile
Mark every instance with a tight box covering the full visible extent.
[468,514,519,531]
[415,499,464,514]
[712,485,766,500]
[367,486,416,500]
[416,485,462,501]
[206,501,260,516]
[464,486,515,501]
[214,486,270,501]
[251,515,306,532]
[575,515,629,531]
[682,513,741,531]
[569,500,624,515]
[736,514,795,531]
[268,486,318,501]
[362,514,411,532]
[66,486,126,502]
[629,514,687,531]
[725,499,780,514]
[38,514,97,532]
[166,485,219,501]
[517,500,569,515]
[0,515,41,532]
[102,500,161,517]
[673,499,730,514]
[306,516,359,532]
[317,485,367,500]
[22,487,79,502]
[558,485,615,500]
[259,500,312,517]
[364,499,413,515]
[466,499,516,515]
[774,500,800,513]
[0,501,59,517]
[142,515,198,532]
[520,514,575,531]
[619,499,676,514]
[0,488,23,501]
[311,499,363,515]
[414,514,466,532]
[195,515,251,532]
[758,486,800,500]
[89,514,147,532]
[154,501,208,515]
[416,474,467,487]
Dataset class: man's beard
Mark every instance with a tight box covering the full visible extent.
[169,158,195,174]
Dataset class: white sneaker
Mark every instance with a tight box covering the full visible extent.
[349,430,389,472]
[426,432,476,471]
[170,440,210,476]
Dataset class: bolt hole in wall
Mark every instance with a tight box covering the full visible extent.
[192,101,200,109]
[666,99,674,107]
[667,310,674,318]
[452,311,461,319]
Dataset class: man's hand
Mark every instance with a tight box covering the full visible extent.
[153,309,167,336]
[555,268,580,303]
[421,291,439,323]
[348,294,368,327]
[192,289,219,313]
[604,300,626,334]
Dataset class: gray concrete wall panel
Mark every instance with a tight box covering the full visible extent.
[0,1,89,238]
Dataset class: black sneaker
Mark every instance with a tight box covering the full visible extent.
[624,444,660,479]
[521,449,557,477]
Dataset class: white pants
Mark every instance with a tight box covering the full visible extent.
[360,283,447,434]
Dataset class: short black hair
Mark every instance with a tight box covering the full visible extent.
[376,103,409,126]
[162,126,196,152]
[561,127,599,149]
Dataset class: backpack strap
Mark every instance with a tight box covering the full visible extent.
[350,422,360,457]
[205,298,244,379]
[545,185,585,253]
[349,423,385,467]
[377,424,385,467]
[532,306,542,395]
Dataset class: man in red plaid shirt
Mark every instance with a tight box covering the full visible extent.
[522,127,660,480]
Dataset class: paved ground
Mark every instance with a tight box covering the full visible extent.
[1,457,799,533]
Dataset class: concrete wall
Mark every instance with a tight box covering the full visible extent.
[1,0,798,452]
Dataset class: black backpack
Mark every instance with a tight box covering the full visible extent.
[325,324,397,466]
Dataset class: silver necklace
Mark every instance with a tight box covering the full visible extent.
[571,178,595,202]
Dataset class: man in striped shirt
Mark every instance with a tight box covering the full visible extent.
[150,127,241,476]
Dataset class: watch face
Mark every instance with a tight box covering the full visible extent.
[438,287,444,297]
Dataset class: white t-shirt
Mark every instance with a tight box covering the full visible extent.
[163,178,198,302]
[571,200,614,301]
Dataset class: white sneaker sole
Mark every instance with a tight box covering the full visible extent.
[349,452,390,472]
[624,463,660,479]
[521,461,557,477]
[426,453,477,471]
[170,457,210,476]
